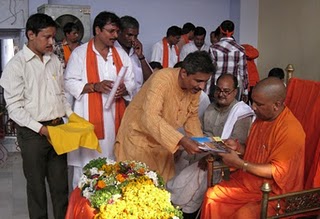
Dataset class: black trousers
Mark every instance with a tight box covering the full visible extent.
[17,120,68,219]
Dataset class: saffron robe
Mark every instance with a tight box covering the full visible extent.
[200,107,305,219]
[114,68,203,181]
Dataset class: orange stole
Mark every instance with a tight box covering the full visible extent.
[182,34,190,44]
[162,37,179,68]
[62,44,71,64]
[86,39,126,139]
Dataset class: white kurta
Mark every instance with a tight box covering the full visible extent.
[115,41,143,96]
[64,42,135,169]
[179,41,210,61]
[151,40,179,67]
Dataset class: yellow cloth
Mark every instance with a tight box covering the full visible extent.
[48,113,101,155]
[114,68,203,182]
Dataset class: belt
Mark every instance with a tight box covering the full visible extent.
[39,117,62,126]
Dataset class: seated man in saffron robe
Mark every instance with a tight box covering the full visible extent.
[200,77,305,219]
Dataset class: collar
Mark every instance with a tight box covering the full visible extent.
[23,44,51,64]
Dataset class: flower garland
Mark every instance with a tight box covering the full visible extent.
[78,157,182,219]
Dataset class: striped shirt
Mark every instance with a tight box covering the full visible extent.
[209,37,248,94]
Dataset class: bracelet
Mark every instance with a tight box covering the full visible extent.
[242,161,249,172]
[138,55,145,61]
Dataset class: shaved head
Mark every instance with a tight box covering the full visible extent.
[253,77,286,103]
[251,77,286,121]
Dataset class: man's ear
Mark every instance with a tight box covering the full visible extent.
[180,68,188,79]
[27,30,35,41]
[274,100,282,111]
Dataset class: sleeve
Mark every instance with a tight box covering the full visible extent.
[239,52,249,92]
[56,60,73,117]
[1,58,42,133]
[179,46,188,61]
[118,50,136,102]
[270,118,305,191]
[183,94,204,137]
[140,74,183,153]
[151,42,162,63]
[229,116,252,144]
[64,49,87,100]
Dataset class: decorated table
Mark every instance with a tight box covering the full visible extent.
[65,158,182,219]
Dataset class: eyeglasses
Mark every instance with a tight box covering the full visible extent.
[102,27,119,35]
[214,87,236,96]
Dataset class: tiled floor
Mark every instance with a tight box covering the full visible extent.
[0,143,54,219]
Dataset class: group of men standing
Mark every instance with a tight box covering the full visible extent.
[0,10,306,219]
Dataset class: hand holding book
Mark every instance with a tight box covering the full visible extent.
[191,136,230,153]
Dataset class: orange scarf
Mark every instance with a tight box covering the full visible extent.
[162,37,179,68]
[86,39,126,139]
[62,44,71,64]
[182,34,190,44]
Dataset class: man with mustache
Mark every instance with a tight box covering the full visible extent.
[201,77,305,218]
[114,51,215,182]
[115,15,153,96]
[64,11,135,189]
[167,74,254,219]
[0,13,73,218]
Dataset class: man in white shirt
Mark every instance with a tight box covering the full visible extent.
[64,11,136,189]
[0,13,73,218]
[151,25,182,68]
[115,15,153,96]
[180,26,210,61]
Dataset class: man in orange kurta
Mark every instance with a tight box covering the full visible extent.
[201,77,305,219]
[114,51,216,182]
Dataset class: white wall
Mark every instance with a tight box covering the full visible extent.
[29,0,239,59]
[4,0,260,62]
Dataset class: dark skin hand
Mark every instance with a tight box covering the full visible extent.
[94,80,128,98]
[178,136,202,155]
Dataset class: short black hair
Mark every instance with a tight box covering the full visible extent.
[182,51,215,75]
[173,61,183,68]
[182,22,195,34]
[63,22,80,35]
[166,26,182,37]
[120,15,139,31]
[194,26,206,37]
[220,20,234,32]
[268,68,285,80]
[149,61,163,70]
[26,13,57,40]
[93,11,120,36]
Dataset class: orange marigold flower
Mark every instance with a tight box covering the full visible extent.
[116,174,126,182]
[137,168,145,174]
[97,180,106,189]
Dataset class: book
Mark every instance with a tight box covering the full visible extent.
[191,136,230,153]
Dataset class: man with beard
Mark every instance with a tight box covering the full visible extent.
[0,13,73,218]
[180,26,210,61]
[64,11,136,189]
[115,16,153,96]
[114,51,215,182]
